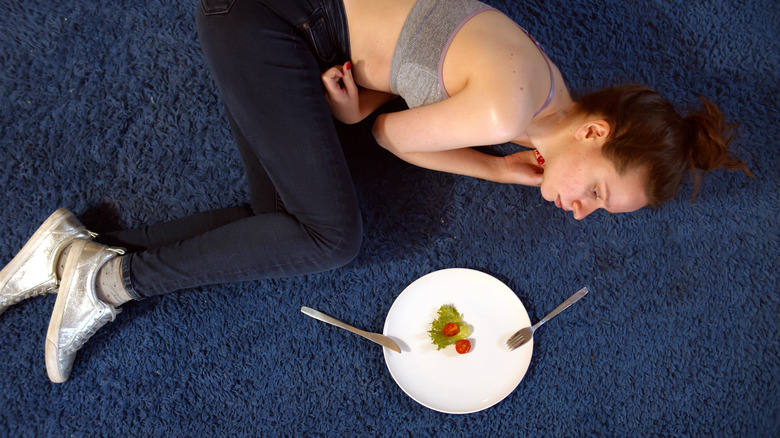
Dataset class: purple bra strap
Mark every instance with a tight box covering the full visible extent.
[518,26,555,118]
[534,57,555,118]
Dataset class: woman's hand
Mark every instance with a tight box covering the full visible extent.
[321,62,361,124]
[501,149,544,186]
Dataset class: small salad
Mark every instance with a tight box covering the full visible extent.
[428,304,472,354]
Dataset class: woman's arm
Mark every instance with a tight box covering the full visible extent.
[370,47,542,153]
[371,86,533,154]
[370,67,542,184]
[322,56,544,185]
[392,147,543,185]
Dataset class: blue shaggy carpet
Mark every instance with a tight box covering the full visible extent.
[1,0,778,436]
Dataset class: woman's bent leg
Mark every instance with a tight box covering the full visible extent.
[96,206,255,252]
[117,0,361,299]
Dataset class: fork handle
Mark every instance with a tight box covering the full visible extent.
[533,287,589,329]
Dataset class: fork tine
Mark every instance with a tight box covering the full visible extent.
[505,330,527,351]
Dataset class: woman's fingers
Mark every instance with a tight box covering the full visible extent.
[321,66,345,96]
[322,63,357,100]
[341,62,357,96]
[503,151,544,186]
[321,62,362,123]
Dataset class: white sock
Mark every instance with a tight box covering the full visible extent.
[94,256,132,307]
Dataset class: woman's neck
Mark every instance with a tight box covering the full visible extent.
[525,103,582,155]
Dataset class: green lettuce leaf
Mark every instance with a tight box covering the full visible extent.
[428,304,471,350]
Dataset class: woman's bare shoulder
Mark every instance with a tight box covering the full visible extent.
[444,10,569,123]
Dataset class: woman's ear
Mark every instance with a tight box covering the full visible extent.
[575,119,611,142]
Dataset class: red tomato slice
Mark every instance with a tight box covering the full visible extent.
[442,322,459,337]
[455,339,471,354]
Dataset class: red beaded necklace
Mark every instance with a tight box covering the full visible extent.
[534,149,546,167]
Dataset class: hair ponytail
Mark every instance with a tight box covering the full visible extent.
[684,97,754,199]
[577,85,753,207]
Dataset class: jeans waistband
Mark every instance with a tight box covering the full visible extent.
[200,0,350,69]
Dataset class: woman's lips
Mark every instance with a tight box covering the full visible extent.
[555,195,570,211]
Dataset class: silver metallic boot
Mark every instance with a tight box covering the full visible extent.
[0,208,96,315]
[45,239,125,383]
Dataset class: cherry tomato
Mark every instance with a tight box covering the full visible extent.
[455,339,471,354]
[442,322,459,337]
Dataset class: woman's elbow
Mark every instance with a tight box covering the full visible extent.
[371,115,389,149]
[371,117,413,158]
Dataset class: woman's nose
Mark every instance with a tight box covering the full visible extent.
[572,200,597,220]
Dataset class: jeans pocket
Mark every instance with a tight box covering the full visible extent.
[300,8,338,64]
[201,0,237,15]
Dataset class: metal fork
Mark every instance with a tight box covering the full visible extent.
[505,287,589,351]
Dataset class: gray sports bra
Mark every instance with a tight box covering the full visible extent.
[389,0,555,117]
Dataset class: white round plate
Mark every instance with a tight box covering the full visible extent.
[382,268,532,414]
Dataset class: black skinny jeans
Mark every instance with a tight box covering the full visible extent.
[98,0,361,299]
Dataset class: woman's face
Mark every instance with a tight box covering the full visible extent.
[539,142,649,220]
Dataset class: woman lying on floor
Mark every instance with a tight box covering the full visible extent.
[0,0,751,382]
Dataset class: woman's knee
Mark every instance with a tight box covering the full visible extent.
[333,222,363,267]
[308,213,363,270]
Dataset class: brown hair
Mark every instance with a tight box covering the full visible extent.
[576,84,753,207]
